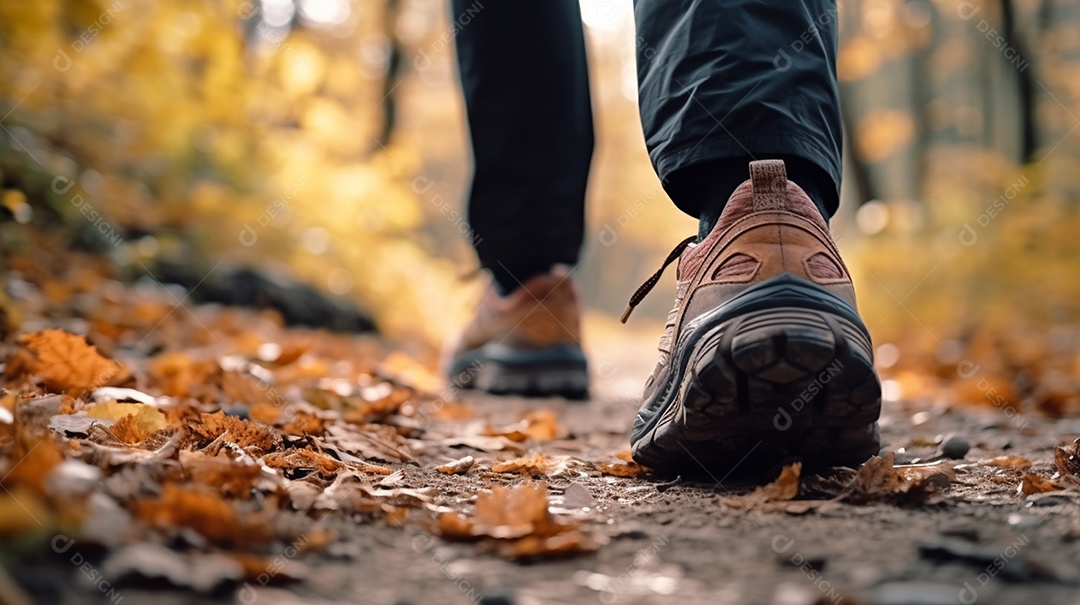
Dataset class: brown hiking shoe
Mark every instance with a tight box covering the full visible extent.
[625,159,881,475]
[447,266,589,398]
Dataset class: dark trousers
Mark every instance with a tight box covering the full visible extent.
[453,0,842,289]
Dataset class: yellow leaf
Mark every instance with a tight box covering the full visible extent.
[87,401,167,435]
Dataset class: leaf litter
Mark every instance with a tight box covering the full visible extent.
[0,244,1074,596]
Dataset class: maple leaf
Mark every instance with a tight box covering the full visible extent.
[18,329,122,393]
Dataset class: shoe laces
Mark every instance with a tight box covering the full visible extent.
[621,235,697,323]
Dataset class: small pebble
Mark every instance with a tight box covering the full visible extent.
[940,434,970,459]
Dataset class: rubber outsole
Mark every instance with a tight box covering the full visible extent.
[631,275,882,476]
[449,344,589,400]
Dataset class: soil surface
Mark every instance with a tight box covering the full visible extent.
[12,330,1080,605]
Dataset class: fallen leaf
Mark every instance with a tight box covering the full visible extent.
[1019,473,1063,495]
[130,483,269,547]
[898,461,957,489]
[492,453,575,477]
[148,352,220,401]
[597,450,650,478]
[847,452,953,504]
[485,410,561,442]
[180,450,268,498]
[435,455,475,475]
[186,411,278,453]
[436,482,595,559]
[312,473,380,513]
[1054,439,1080,481]
[324,423,414,464]
[18,329,122,393]
[262,448,343,481]
[439,435,525,454]
[111,414,146,444]
[984,456,1033,470]
[280,411,326,437]
[87,402,167,436]
[724,463,801,510]
[77,429,182,467]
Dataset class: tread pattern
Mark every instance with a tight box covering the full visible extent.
[450,345,589,400]
[632,306,881,475]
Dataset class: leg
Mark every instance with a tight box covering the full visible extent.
[635,0,842,233]
[447,1,593,397]
[627,0,881,475]
[453,0,593,291]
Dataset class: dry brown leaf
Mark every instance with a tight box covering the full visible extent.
[148,351,220,401]
[130,483,269,547]
[597,461,650,478]
[312,473,382,514]
[248,402,282,425]
[491,453,574,477]
[898,461,956,488]
[436,482,595,559]
[1019,473,1063,495]
[0,437,63,496]
[262,448,343,480]
[1054,439,1080,480]
[324,423,414,464]
[439,435,525,454]
[18,329,122,393]
[485,410,562,442]
[280,411,326,437]
[186,411,278,452]
[180,451,266,498]
[984,456,1033,470]
[848,453,953,504]
[220,371,272,406]
[344,385,414,423]
[111,414,146,444]
[597,451,650,478]
[724,462,801,510]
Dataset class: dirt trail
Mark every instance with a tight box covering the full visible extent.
[15,328,1080,605]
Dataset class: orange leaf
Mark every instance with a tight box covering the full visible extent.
[19,329,122,393]
[1019,473,1062,495]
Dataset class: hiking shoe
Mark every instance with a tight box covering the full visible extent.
[625,160,881,475]
[447,266,589,398]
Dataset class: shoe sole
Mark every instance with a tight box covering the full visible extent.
[631,274,881,476]
[449,344,589,400]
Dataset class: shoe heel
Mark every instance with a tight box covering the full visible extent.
[450,344,589,399]
[676,306,881,469]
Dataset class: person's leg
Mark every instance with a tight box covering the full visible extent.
[627,0,881,475]
[447,0,593,398]
[635,0,842,236]
[452,0,593,292]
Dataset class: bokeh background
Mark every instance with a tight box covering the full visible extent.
[2,0,1080,413]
